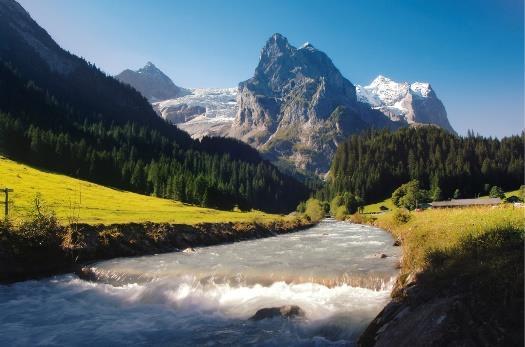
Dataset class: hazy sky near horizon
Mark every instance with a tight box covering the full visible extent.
[17,0,524,138]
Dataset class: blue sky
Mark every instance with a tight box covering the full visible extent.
[18,0,524,138]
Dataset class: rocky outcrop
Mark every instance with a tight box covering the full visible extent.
[0,218,314,283]
[159,103,205,124]
[356,75,455,133]
[358,274,509,347]
[230,34,399,174]
[115,62,188,102]
[250,305,306,321]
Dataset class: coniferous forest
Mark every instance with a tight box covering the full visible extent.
[323,127,524,203]
[0,20,308,213]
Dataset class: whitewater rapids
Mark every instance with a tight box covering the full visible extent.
[0,219,400,346]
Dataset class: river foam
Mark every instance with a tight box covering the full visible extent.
[0,219,400,346]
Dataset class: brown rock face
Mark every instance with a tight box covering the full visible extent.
[230,34,398,174]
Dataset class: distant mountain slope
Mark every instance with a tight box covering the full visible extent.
[115,62,188,102]
[0,0,308,213]
[356,75,455,133]
[229,33,399,174]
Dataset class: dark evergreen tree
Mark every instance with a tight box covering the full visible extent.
[322,127,524,202]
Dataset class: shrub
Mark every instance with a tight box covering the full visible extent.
[489,186,505,199]
[330,193,363,216]
[393,208,411,224]
[304,198,324,222]
[349,213,375,224]
[392,180,429,210]
[296,201,306,213]
[18,194,63,250]
[505,195,523,203]
[334,205,349,221]
[321,201,330,214]
[330,195,344,216]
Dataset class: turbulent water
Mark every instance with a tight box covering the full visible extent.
[0,219,400,346]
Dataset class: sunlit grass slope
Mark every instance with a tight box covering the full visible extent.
[0,156,283,225]
[362,197,395,213]
[363,188,522,214]
[372,205,524,273]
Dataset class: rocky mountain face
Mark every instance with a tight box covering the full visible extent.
[356,75,455,133]
[115,35,455,176]
[229,33,398,174]
[115,62,188,102]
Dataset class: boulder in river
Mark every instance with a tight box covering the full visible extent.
[250,305,306,321]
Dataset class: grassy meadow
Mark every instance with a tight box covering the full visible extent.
[361,197,395,213]
[371,205,524,273]
[365,204,524,344]
[0,156,284,225]
[362,188,523,214]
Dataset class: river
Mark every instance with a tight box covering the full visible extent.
[0,219,400,346]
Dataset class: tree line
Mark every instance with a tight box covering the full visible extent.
[320,127,523,203]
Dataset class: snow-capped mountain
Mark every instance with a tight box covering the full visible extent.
[116,62,188,102]
[229,34,397,173]
[154,88,237,138]
[356,75,454,132]
[118,55,454,175]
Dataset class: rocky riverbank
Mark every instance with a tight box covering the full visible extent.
[355,207,524,346]
[0,217,314,283]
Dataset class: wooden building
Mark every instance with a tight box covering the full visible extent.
[430,198,502,208]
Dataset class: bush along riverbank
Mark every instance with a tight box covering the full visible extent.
[356,205,524,347]
[0,206,314,283]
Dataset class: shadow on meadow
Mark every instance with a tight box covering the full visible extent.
[419,226,524,346]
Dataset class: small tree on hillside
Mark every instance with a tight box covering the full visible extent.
[296,201,306,213]
[489,186,505,199]
[431,186,443,202]
[304,198,323,222]
[392,180,428,210]
[330,193,363,216]
[330,195,344,216]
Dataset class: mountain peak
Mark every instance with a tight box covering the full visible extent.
[370,75,394,86]
[300,42,316,50]
[356,75,454,133]
[270,33,288,44]
[138,61,162,74]
[410,81,432,97]
[116,63,187,102]
[261,33,293,57]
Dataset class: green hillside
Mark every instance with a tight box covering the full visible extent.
[0,156,282,225]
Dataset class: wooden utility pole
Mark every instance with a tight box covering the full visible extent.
[2,188,13,220]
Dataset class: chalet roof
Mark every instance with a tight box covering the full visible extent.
[430,198,502,207]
